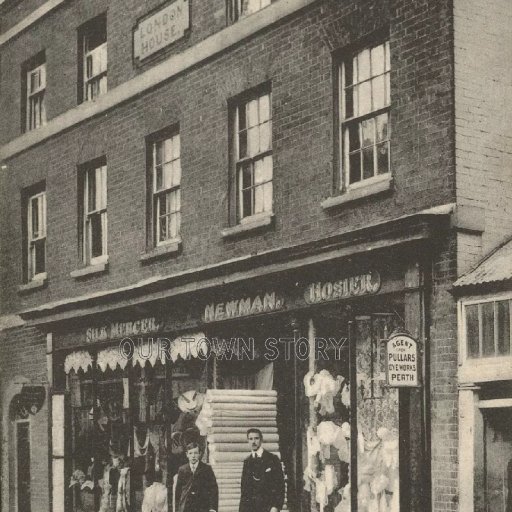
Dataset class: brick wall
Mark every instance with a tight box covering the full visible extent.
[454,0,512,256]
[0,0,456,316]
[430,233,459,512]
[0,325,49,512]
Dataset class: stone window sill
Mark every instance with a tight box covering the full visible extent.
[70,259,108,279]
[221,213,274,239]
[140,238,182,263]
[18,274,47,293]
[321,175,393,210]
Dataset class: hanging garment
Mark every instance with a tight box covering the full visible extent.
[142,482,168,512]
[315,477,328,512]
[116,467,130,512]
[134,427,149,458]
[324,465,338,495]
[341,383,350,408]
[317,421,341,446]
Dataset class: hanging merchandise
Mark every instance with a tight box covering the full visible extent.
[304,370,345,415]
[325,465,338,495]
[122,378,129,410]
[134,427,149,458]
[341,383,350,408]
[64,351,93,374]
[97,347,129,373]
[116,467,130,512]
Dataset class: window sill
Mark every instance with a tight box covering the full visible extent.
[18,274,47,293]
[321,175,393,210]
[140,238,182,263]
[221,213,274,239]
[70,260,108,279]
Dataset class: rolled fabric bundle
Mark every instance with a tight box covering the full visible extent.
[209,426,278,434]
[210,442,280,452]
[210,418,277,426]
[209,402,277,411]
[206,409,277,417]
[208,433,279,443]
[207,395,277,404]
[207,389,277,397]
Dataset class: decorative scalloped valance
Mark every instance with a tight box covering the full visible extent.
[97,346,129,373]
[64,351,93,374]
[169,332,207,362]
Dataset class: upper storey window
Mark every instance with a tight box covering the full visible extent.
[22,52,46,132]
[339,41,390,189]
[227,0,271,23]
[78,14,107,103]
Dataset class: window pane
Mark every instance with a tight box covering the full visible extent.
[155,165,163,191]
[164,138,173,162]
[358,80,371,116]
[87,172,96,212]
[259,121,271,152]
[240,162,252,190]
[482,302,495,357]
[371,44,385,76]
[173,161,181,187]
[34,239,45,275]
[263,181,272,212]
[163,163,173,189]
[357,49,371,82]
[372,75,386,110]
[238,105,247,131]
[349,123,360,152]
[385,41,391,72]
[345,86,354,118]
[254,185,264,214]
[349,152,361,184]
[376,141,390,175]
[242,187,252,218]
[497,300,511,356]
[362,146,374,180]
[254,156,272,184]
[376,113,389,142]
[247,100,258,128]
[361,118,374,148]
[259,94,270,122]
[159,215,168,242]
[466,304,480,358]
[247,126,259,157]
[238,129,248,159]
[345,61,353,88]
[169,212,178,238]
[31,198,40,237]
[90,213,103,258]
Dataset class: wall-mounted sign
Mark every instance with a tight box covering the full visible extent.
[203,292,284,323]
[304,271,381,305]
[386,332,420,387]
[133,0,189,61]
[86,317,161,343]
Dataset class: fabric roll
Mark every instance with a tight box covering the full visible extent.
[211,451,280,463]
[210,418,277,427]
[208,402,276,411]
[208,433,279,443]
[206,395,277,404]
[210,442,279,453]
[209,426,278,434]
[207,409,277,418]
[207,389,277,396]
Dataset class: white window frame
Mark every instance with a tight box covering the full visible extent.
[234,91,273,222]
[83,164,108,265]
[229,0,271,22]
[27,191,47,281]
[152,133,181,246]
[458,292,512,383]
[26,62,46,131]
[14,418,31,512]
[83,26,107,102]
[339,41,391,191]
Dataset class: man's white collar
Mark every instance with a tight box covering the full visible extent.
[251,447,264,458]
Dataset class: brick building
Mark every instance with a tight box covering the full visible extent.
[0,0,510,511]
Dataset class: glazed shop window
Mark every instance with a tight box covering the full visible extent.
[79,160,108,265]
[22,185,46,282]
[22,53,46,132]
[79,14,107,103]
[303,314,401,512]
[232,88,273,221]
[149,131,182,246]
[464,298,511,358]
[339,41,390,188]
[227,0,271,23]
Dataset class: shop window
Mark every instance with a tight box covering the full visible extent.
[79,159,108,266]
[464,299,512,359]
[78,14,107,103]
[230,87,273,223]
[22,52,46,132]
[16,420,31,512]
[339,40,391,190]
[227,0,271,23]
[147,129,182,247]
[21,184,46,283]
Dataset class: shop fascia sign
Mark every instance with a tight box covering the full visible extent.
[385,331,421,387]
[133,0,189,61]
[304,271,381,304]
[204,292,284,323]
[86,317,162,343]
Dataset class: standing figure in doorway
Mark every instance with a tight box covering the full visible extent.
[239,428,285,512]
[175,442,218,512]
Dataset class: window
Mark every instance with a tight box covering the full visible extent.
[232,89,272,222]
[340,40,390,188]
[228,0,271,23]
[22,52,46,132]
[80,161,107,265]
[464,299,511,359]
[150,132,182,246]
[24,189,46,282]
[79,14,107,103]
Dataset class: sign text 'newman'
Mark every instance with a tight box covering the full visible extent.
[133,0,189,61]
[86,317,161,343]
[204,292,284,323]
[304,271,381,304]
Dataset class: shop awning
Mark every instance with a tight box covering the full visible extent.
[454,236,512,292]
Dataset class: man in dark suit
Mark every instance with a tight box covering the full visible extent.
[175,442,218,512]
[239,428,284,512]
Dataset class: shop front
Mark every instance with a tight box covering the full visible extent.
[46,245,430,512]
